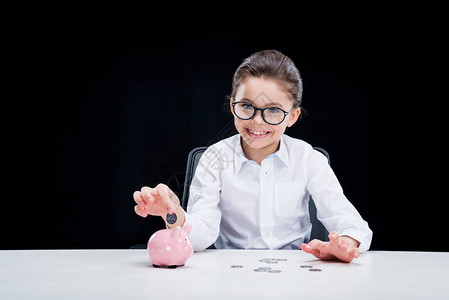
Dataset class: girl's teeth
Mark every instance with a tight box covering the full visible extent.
[249,129,268,135]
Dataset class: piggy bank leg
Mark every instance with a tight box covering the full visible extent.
[153,264,185,268]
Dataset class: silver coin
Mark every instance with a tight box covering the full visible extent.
[268,269,281,273]
[166,212,177,224]
[309,268,322,272]
[261,258,275,261]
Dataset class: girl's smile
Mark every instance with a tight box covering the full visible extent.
[245,127,272,139]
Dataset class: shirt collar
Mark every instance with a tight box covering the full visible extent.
[233,136,247,174]
[233,134,290,173]
[275,135,290,167]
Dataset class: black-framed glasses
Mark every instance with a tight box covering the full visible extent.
[231,101,290,125]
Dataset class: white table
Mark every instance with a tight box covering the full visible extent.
[1,249,448,299]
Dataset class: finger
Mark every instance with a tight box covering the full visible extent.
[328,231,339,241]
[134,205,148,218]
[155,184,175,214]
[334,244,358,263]
[300,243,313,253]
[308,239,326,249]
[338,236,358,253]
[351,247,361,259]
[140,186,155,202]
[306,245,329,260]
[342,241,357,253]
[305,240,328,256]
[329,232,345,249]
[301,243,320,257]
[133,191,146,208]
[340,243,349,251]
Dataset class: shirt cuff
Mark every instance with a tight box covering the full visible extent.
[339,228,372,253]
[183,210,191,227]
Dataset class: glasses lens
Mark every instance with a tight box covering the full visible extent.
[263,107,285,125]
[234,102,254,119]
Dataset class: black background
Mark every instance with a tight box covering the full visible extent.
[3,15,445,251]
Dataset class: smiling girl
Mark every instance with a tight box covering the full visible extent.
[133,50,372,263]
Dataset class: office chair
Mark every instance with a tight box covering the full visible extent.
[131,145,330,249]
[181,146,330,243]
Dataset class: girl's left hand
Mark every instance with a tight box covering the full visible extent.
[300,231,361,263]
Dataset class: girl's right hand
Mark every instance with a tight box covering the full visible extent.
[133,184,179,218]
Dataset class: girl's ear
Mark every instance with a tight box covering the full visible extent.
[287,107,301,127]
[229,96,234,114]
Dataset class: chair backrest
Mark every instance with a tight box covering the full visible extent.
[181,147,208,211]
[181,146,330,243]
[308,147,330,242]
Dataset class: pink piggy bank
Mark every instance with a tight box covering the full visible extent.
[147,224,194,268]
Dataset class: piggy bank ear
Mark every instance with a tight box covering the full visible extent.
[182,223,192,236]
[170,226,182,239]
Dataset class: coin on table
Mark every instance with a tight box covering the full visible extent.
[254,267,270,272]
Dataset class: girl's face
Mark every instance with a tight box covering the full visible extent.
[231,77,301,154]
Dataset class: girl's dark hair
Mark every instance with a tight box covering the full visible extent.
[231,50,303,109]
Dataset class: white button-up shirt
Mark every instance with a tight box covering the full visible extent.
[185,134,372,252]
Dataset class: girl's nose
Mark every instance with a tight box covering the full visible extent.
[252,110,265,124]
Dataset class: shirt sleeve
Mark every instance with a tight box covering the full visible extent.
[306,149,373,253]
[184,146,222,252]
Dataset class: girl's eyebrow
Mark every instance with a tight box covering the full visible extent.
[239,97,285,109]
